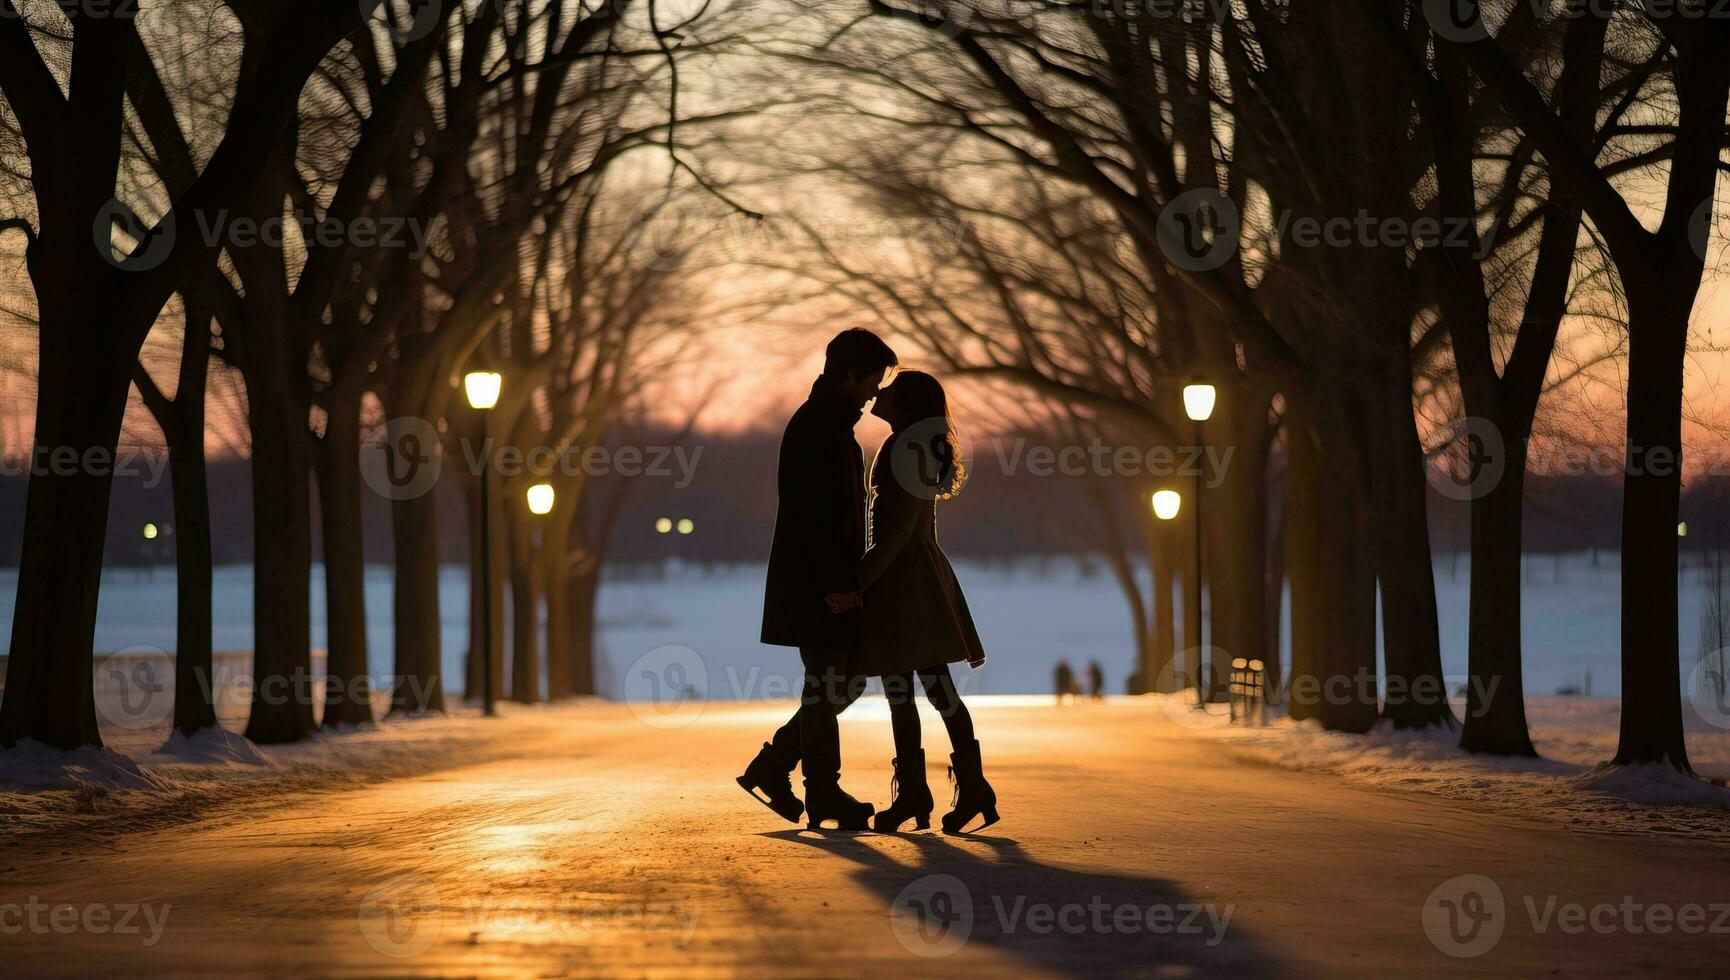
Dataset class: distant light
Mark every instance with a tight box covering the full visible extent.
[1183,383,1217,423]
[142,522,159,540]
[1678,521,1689,538]
[525,483,555,516]
[677,518,695,535]
[463,371,502,410]
[655,517,673,534]
[1152,490,1181,521]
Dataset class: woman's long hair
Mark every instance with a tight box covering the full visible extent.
[888,371,967,500]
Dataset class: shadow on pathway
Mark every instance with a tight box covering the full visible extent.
[767,829,1278,977]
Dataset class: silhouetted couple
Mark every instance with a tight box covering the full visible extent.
[737,329,999,834]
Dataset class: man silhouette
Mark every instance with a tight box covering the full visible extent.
[737,328,897,830]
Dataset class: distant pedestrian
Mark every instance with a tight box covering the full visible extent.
[1086,661,1104,701]
[1055,660,1076,705]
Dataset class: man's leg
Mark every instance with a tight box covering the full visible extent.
[797,646,847,785]
[767,708,803,767]
[737,663,813,823]
[797,646,872,827]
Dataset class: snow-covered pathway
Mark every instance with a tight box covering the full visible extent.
[6,699,1730,976]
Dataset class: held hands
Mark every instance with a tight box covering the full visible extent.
[825,591,864,614]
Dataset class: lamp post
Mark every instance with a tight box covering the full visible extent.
[527,481,555,557]
[1182,382,1216,705]
[464,370,502,716]
[1151,491,1180,694]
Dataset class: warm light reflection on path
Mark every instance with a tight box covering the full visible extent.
[7,700,1730,976]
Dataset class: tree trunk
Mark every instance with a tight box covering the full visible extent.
[1103,521,1150,693]
[1284,396,1323,723]
[1459,446,1539,755]
[1367,354,1455,729]
[544,554,572,700]
[244,369,318,744]
[315,384,373,727]
[1317,438,1380,734]
[1287,384,1378,732]
[541,504,577,700]
[388,487,444,714]
[567,560,601,697]
[1264,477,1286,693]
[158,306,219,739]
[1613,289,1692,769]
[167,409,217,737]
[0,329,133,749]
[1206,391,1271,702]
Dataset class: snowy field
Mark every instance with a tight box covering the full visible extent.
[0,550,1716,702]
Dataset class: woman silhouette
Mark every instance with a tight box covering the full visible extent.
[833,371,998,834]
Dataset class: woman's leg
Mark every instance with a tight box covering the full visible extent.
[921,665,997,832]
[917,666,976,750]
[884,672,924,759]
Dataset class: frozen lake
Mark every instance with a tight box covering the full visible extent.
[0,552,1716,700]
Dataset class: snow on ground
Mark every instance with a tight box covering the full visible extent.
[0,701,539,845]
[0,740,165,792]
[1154,693,1730,842]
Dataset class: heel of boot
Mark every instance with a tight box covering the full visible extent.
[942,805,1001,835]
[914,812,931,831]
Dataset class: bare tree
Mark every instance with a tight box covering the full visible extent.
[0,0,363,749]
[1438,5,1729,771]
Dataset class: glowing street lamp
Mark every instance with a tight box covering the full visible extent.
[676,518,695,535]
[1151,490,1182,522]
[464,369,502,717]
[1679,521,1690,538]
[142,522,160,541]
[526,482,556,516]
[655,517,673,534]
[463,371,502,411]
[1183,379,1216,704]
[1182,383,1217,423]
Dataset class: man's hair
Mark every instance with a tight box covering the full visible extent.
[822,328,898,380]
